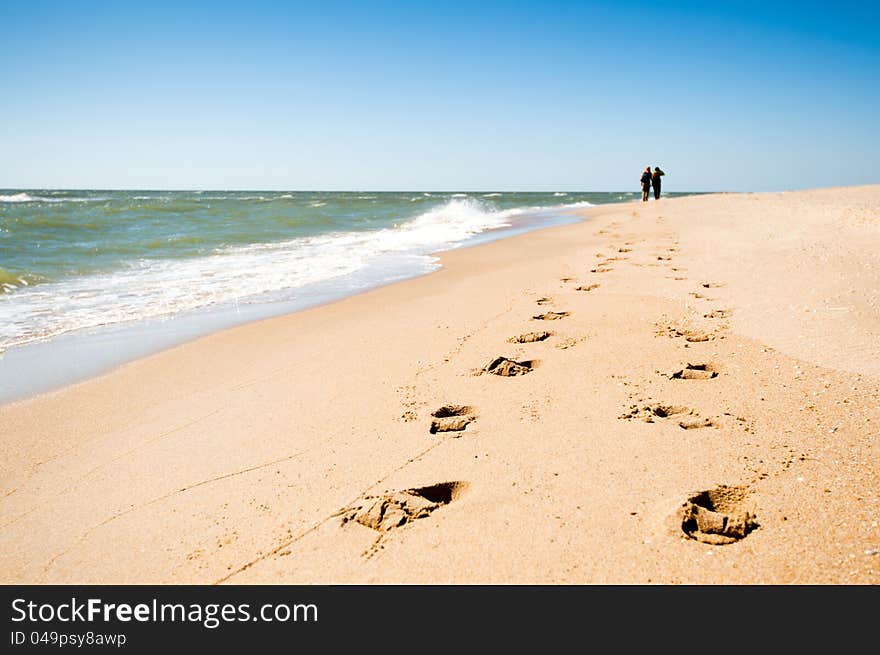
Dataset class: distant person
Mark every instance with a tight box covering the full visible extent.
[640,166,652,202]
[652,166,665,200]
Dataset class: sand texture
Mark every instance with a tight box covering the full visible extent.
[1,186,878,584]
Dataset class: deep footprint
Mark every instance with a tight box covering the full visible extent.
[703,309,732,319]
[430,405,476,434]
[575,284,600,292]
[670,363,719,380]
[533,311,570,321]
[680,485,758,544]
[536,297,554,305]
[509,331,552,343]
[482,356,535,376]
[338,482,468,532]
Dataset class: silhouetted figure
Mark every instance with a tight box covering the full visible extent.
[652,166,665,200]
[640,166,652,202]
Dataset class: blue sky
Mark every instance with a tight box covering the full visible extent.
[1,0,878,191]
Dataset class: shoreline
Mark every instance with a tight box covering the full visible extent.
[0,201,597,406]
[2,186,878,584]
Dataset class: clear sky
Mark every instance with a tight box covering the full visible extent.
[1,0,878,191]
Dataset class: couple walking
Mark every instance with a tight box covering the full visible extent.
[640,166,665,201]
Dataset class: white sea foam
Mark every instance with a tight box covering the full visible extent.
[483,193,503,197]
[0,197,593,351]
[0,193,34,203]
[0,193,106,203]
[309,201,327,207]
[553,192,567,196]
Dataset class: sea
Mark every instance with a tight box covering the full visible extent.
[0,189,688,402]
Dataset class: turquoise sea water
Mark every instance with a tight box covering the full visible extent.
[0,189,693,400]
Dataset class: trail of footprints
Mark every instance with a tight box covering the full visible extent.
[330,286,577,547]
[327,241,761,561]
[597,235,760,544]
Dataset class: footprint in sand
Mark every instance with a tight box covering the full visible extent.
[620,403,690,421]
[703,309,732,319]
[679,485,758,545]
[509,331,551,343]
[656,324,716,343]
[536,297,554,306]
[575,284,600,292]
[590,267,613,273]
[533,311,569,321]
[481,356,536,376]
[337,482,468,532]
[560,277,576,283]
[429,405,476,435]
[619,404,715,429]
[670,363,720,380]
[701,282,726,289]
[554,336,584,350]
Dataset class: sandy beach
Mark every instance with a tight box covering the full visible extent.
[1,185,878,584]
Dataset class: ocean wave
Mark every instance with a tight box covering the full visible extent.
[0,197,592,350]
[0,267,36,295]
[309,201,327,207]
[483,193,503,197]
[553,192,567,196]
[378,198,513,251]
[0,193,34,203]
[0,193,107,203]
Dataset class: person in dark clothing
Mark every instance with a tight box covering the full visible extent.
[640,166,652,202]
[651,166,665,200]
